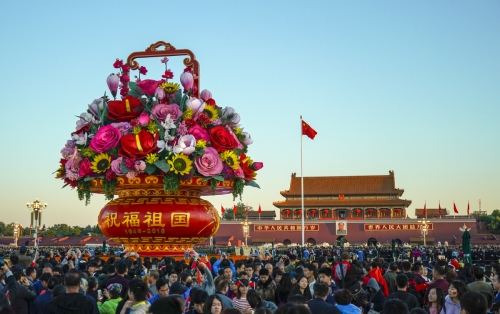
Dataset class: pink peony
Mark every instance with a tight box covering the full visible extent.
[111,157,124,175]
[78,158,92,177]
[194,147,223,177]
[151,104,182,122]
[137,79,160,96]
[188,124,210,142]
[89,125,122,153]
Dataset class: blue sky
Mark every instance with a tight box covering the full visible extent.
[0,1,499,227]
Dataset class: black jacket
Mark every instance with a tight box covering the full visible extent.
[11,283,36,314]
[386,291,420,311]
[48,292,97,314]
[308,298,341,314]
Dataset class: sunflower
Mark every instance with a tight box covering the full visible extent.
[160,82,180,94]
[167,153,193,175]
[91,153,111,174]
[203,105,219,121]
[220,151,240,170]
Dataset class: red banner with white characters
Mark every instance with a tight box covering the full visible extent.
[254,224,319,232]
[364,223,433,231]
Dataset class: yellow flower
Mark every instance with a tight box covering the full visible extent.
[183,108,194,119]
[147,121,159,135]
[132,125,142,135]
[160,82,180,94]
[91,153,111,174]
[167,154,193,175]
[203,105,219,121]
[220,151,240,170]
[81,147,96,158]
[145,153,159,164]
[233,126,242,135]
[196,140,207,149]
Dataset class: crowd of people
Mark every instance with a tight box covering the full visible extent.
[0,244,498,314]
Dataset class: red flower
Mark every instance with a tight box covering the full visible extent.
[198,113,210,125]
[120,75,130,84]
[121,65,130,72]
[162,70,174,79]
[239,154,256,182]
[119,129,159,159]
[120,88,129,97]
[184,119,196,128]
[105,169,117,181]
[205,99,216,107]
[64,178,78,188]
[78,158,92,178]
[107,95,143,122]
[209,126,240,153]
[113,59,123,68]
[183,67,192,73]
[139,66,148,75]
[136,79,160,96]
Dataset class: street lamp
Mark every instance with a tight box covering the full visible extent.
[26,198,47,249]
[241,219,252,247]
[13,222,22,247]
[418,218,429,246]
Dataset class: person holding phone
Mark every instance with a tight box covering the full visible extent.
[97,284,122,314]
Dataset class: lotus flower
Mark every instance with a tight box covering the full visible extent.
[173,135,196,155]
[241,132,253,145]
[200,89,212,101]
[107,74,119,98]
[180,71,194,90]
[185,98,205,117]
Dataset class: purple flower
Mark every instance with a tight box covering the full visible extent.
[111,157,124,175]
[154,87,165,100]
[110,122,132,136]
[241,132,253,145]
[151,103,183,122]
[221,164,233,180]
[188,125,210,142]
[135,160,146,172]
[88,98,106,117]
[89,125,122,153]
[125,158,136,170]
[194,147,223,177]
[61,140,76,159]
[177,121,188,136]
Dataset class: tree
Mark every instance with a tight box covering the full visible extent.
[221,202,253,220]
[480,209,500,234]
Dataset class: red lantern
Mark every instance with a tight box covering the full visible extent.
[368,209,374,214]
[355,209,361,215]
[311,210,317,215]
[285,210,290,215]
[298,210,302,215]
[323,209,329,214]
[395,209,401,213]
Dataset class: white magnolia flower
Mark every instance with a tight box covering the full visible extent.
[72,133,88,145]
[223,107,240,124]
[173,135,196,155]
[157,140,172,153]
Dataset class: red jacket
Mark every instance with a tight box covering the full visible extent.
[364,267,389,297]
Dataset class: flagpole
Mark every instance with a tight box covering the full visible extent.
[300,115,305,247]
[425,201,427,219]
[454,200,455,219]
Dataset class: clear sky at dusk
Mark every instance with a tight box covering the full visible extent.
[0,1,498,228]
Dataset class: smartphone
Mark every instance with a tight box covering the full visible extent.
[151,264,157,270]
[97,289,102,300]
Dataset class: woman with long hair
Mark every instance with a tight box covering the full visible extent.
[427,287,446,314]
[275,273,293,306]
[233,279,251,312]
[288,275,312,301]
[203,295,224,314]
[247,289,278,312]
[120,279,150,314]
[444,280,467,314]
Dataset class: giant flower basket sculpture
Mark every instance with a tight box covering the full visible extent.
[56,41,263,256]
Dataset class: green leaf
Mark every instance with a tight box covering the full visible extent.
[179,94,188,111]
[154,159,170,173]
[245,181,260,189]
[202,175,225,182]
[174,89,182,104]
[83,177,94,182]
[233,149,244,155]
[145,164,157,175]
[120,160,133,173]
[128,82,143,98]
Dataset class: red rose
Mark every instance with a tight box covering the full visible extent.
[137,79,160,96]
[78,158,92,178]
[209,126,239,152]
[107,96,143,122]
[118,129,159,159]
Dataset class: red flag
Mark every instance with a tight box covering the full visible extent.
[454,202,458,214]
[233,205,237,215]
[423,203,426,217]
[245,205,248,216]
[302,120,317,139]
[258,204,262,214]
[467,201,470,216]
[438,202,442,216]
[221,205,225,215]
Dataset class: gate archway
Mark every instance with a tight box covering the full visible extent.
[368,237,378,247]
[283,239,291,246]
[307,238,316,245]
[336,236,347,246]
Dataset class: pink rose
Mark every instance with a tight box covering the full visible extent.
[151,104,183,122]
[194,147,223,177]
[188,125,210,142]
[138,113,150,126]
[111,157,124,175]
[137,79,160,96]
[78,158,92,177]
[89,125,122,153]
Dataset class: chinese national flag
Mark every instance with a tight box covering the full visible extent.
[302,120,317,140]
[245,205,248,216]
[454,202,459,214]
[221,205,225,215]
[233,205,237,215]
[467,201,470,216]
[258,204,262,214]
[438,202,442,216]
[423,203,426,217]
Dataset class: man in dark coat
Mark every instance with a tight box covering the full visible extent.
[10,270,36,314]
[386,273,420,312]
[308,282,341,314]
[48,271,96,314]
